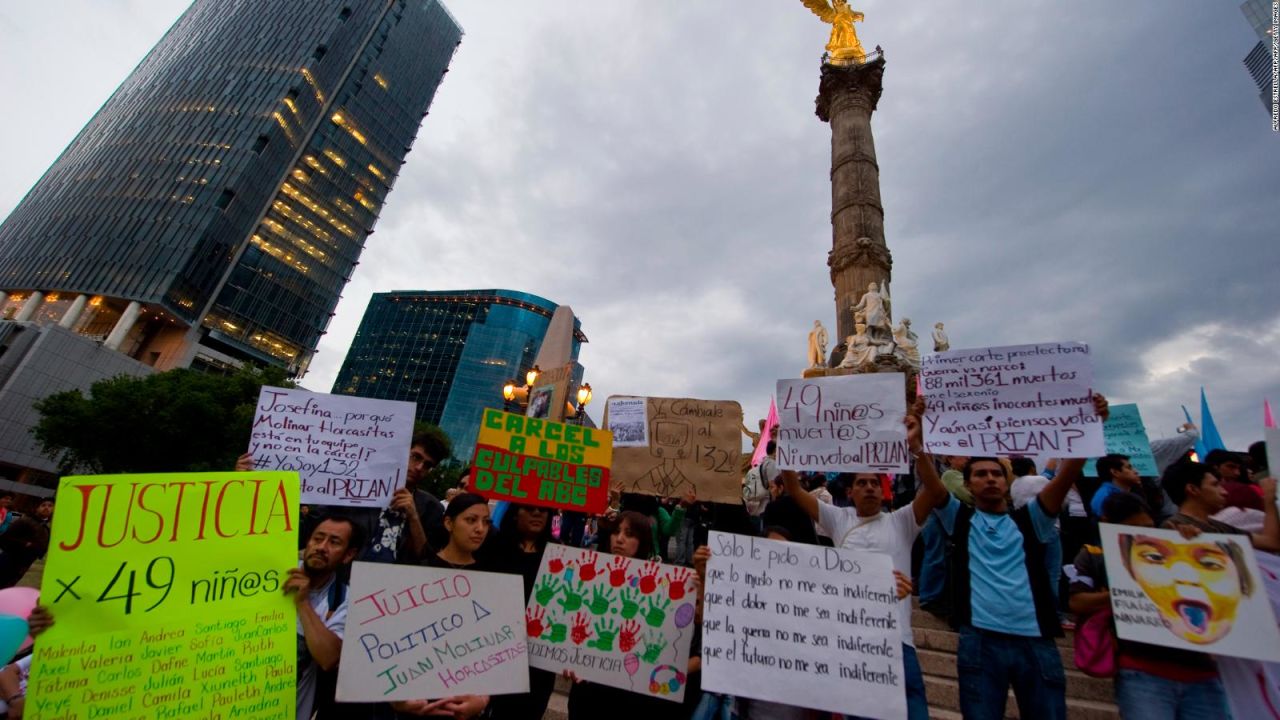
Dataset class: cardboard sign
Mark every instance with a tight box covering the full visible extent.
[337,562,529,701]
[700,532,905,719]
[249,386,415,507]
[28,472,300,720]
[605,396,743,503]
[529,364,575,423]
[471,409,613,514]
[1099,524,1280,662]
[525,547,694,702]
[920,342,1104,457]
[1084,403,1159,477]
[775,373,909,473]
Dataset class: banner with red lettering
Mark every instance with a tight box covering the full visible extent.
[336,561,529,701]
[27,472,300,719]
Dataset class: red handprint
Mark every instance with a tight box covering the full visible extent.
[570,613,593,645]
[666,567,692,601]
[526,606,547,638]
[578,550,601,583]
[608,556,631,588]
[548,550,566,575]
[618,620,641,653]
[637,561,661,595]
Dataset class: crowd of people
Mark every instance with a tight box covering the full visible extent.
[0,391,1277,720]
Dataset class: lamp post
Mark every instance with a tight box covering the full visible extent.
[573,383,593,424]
[501,365,541,412]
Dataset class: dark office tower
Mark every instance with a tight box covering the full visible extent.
[1240,0,1276,113]
[0,0,462,374]
[333,290,586,459]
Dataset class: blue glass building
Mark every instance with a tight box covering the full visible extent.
[332,290,586,459]
[0,0,462,375]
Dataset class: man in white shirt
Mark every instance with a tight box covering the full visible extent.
[781,399,948,720]
[286,516,362,720]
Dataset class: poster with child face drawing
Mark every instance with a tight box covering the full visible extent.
[524,546,695,702]
[1099,524,1280,662]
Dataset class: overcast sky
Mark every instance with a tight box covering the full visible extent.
[1,1,1277,453]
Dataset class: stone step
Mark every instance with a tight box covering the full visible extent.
[911,607,1074,648]
[915,648,1113,704]
[543,689,568,720]
[929,709,963,720]
[923,675,1119,720]
[914,627,1076,668]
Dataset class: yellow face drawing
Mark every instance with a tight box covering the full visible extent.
[1122,534,1251,645]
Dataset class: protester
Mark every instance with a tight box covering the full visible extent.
[1204,449,1264,512]
[743,442,778,530]
[1160,460,1280,550]
[763,475,818,546]
[391,494,492,718]
[31,500,52,530]
[781,396,945,720]
[0,493,16,536]
[566,510,668,719]
[284,516,363,720]
[487,503,557,720]
[0,519,48,589]
[932,393,1108,720]
[1247,440,1270,483]
[1069,491,1232,719]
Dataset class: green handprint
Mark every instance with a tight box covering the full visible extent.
[557,580,585,613]
[587,585,611,616]
[587,619,618,652]
[642,596,671,628]
[535,576,561,607]
[640,631,666,664]
[618,587,640,619]
[546,615,568,644]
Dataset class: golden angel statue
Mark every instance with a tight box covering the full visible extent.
[800,0,867,65]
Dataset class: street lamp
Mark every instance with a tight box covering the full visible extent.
[573,383,593,423]
[525,365,540,388]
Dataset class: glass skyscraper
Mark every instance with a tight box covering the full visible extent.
[0,0,462,374]
[332,290,586,459]
[1240,0,1276,112]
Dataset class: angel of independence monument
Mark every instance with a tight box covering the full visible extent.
[799,1,946,382]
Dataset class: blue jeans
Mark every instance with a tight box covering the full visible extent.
[845,644,928,720]
[918,515,947,605]
[1115,669,1231,720]
[956,626,1066,720]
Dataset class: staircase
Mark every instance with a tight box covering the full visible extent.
[540,607,1121,719]
[911,605,1119,719]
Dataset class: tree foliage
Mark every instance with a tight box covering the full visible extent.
[412,420,463,498]
[33,365,293,475]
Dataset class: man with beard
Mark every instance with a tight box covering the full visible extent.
[286,516,363,720]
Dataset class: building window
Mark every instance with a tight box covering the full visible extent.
[252,135,269,154]
[339,7,352,21]
[216,189,235,210]
[313,45,328,61]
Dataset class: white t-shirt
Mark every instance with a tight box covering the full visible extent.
[816,503,922,647]
[297,574,349,720]
[1010,475,1050,510]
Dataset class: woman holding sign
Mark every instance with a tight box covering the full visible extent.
[488,503,557,720]
[392,494,493,718]
[565,511,670,720]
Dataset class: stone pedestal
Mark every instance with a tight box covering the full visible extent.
[817,56,890,344]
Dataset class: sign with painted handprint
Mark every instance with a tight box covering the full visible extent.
[524,546,696,702]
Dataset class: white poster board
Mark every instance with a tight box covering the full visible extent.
[249,386,415,507]
[701,532,906,719]
[337,562,529,701]
[775,373,908,473]
[525,546,694,702]
[920,342,1104,457]
[1099,524,1280,662]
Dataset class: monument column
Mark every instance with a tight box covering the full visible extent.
[817,55,890,342]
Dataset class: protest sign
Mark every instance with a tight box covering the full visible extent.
[525,546,694,703]
[775,373,909,473]
[1268,427,1280,487]
[471,408,612,514]
[1099,524,1280,662]
[337,562,528,701]
[249,385,415,507]
[28,471,299,720]
[1217,551,1280,720]
[700,531,905,719]
[920,342,1104,457]
[605,396,743,503]
[1083,403,1159,476]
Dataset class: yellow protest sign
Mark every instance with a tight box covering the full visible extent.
[27,472,300,720]
[471,408,613,513]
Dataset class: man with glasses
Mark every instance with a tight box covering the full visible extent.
[360,432,448,563]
